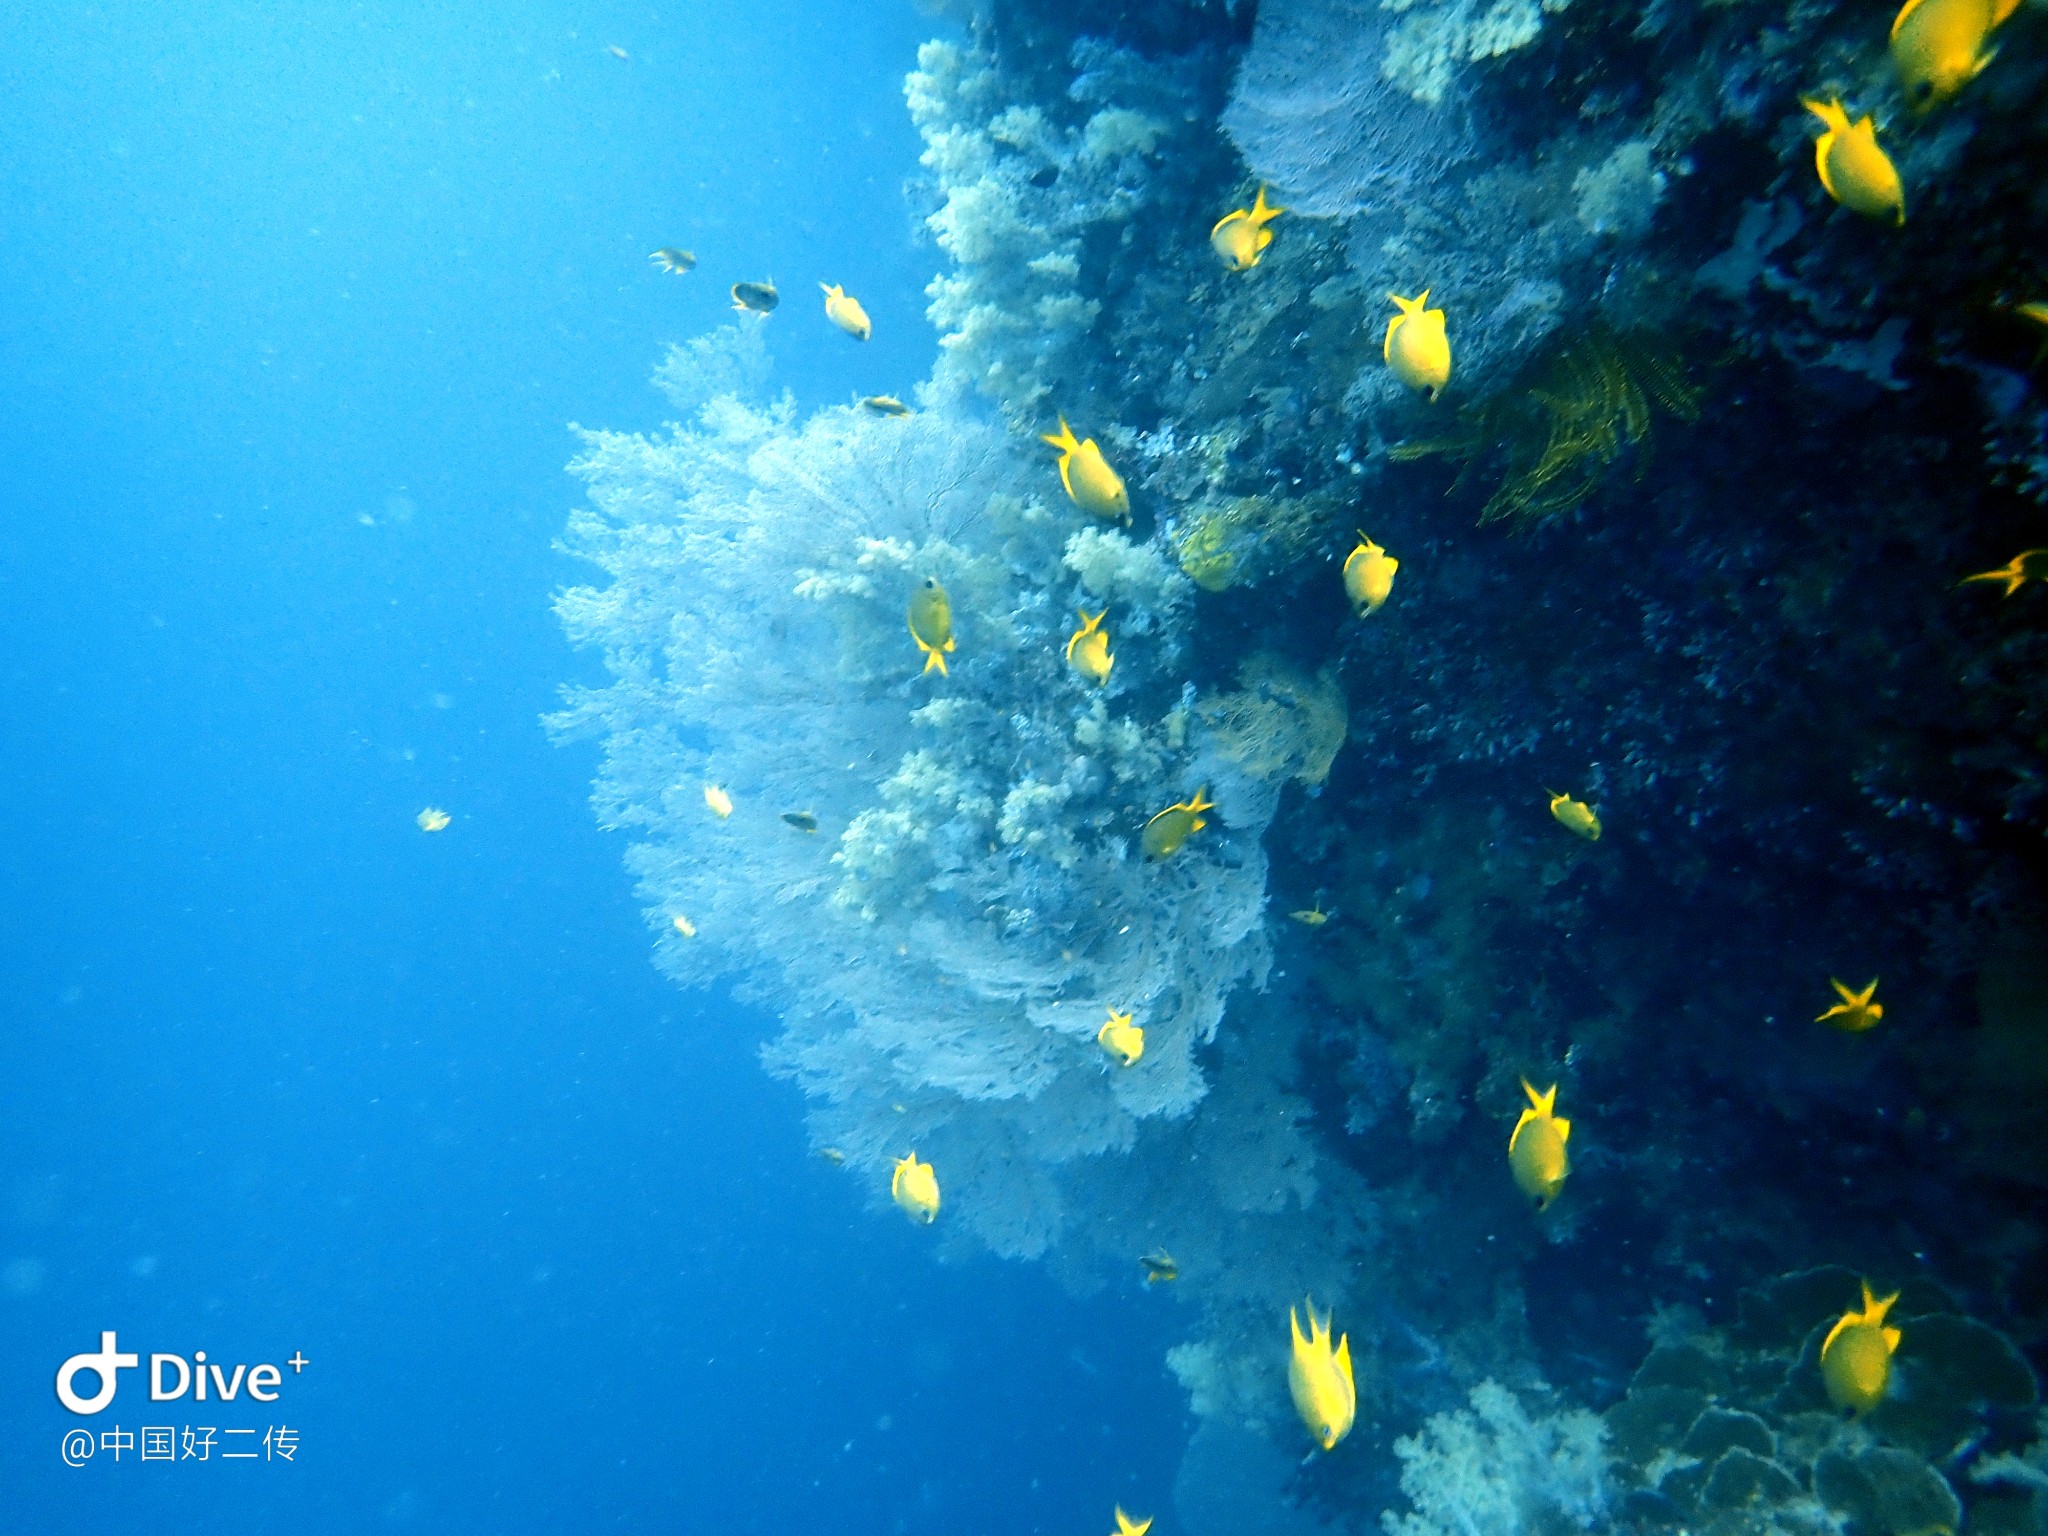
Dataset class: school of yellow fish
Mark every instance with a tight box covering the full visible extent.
[628,12,2029,1484]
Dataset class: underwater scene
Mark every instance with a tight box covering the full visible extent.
[4,0,2048,1531]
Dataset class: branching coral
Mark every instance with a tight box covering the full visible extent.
[1384,1382,1609,1536]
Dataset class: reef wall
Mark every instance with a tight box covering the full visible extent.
[557,0,2048,1528]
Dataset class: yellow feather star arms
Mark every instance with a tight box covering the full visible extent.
[1288,1297,1357,1451]
[1385,290,1452,399]
[1097,1007,1144,1068]
[1960,549,2048,597]
[1209,185,1286,272]
[1112,1508,1153,1536]
[1508,1078,1572,1210]
[1802,99,1905,225]
[1890,0,2020,112]
[1547,789,1602,840]
[1821,1281,1902,1415]
[1041,416,1131,524]
[907,576,957,678]
[1141,787,1215,860]
[1342,532,1399,617]
[820,282,872,341]
[890,1152,940,1224]
[1065,607,1114,686]
[1817,977,1883,1032]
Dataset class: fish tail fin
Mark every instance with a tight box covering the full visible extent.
[1992,0,2021,24]
[921,645,948,677]
[1802,96,1848,131]
[1041,415,1078,452]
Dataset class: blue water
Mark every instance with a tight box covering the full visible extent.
[0,3,1187,1528]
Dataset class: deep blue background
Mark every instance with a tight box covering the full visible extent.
[0,3,1188,1528]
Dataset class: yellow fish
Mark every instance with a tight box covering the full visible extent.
[1821,1281,1902,1415]
[1961,549,2048,596]
[1803,99,1905,225]
[1041,416,1130,524]
[1891,0,2018,111]
[1141,787,1215,860]
[1547,789,1601,841]
[891,1152,940,1224]
[731,280,780,314]
[1112,1508,1154,1536]
[648,248,696,274]
[1342,532,1398,617]
[1385,290,1451,399]
[672,914,697,938]
[1066,608,1114,685]
[1817,977,1883,1032]
[1097,1008,1144,1068]
[817,1146,846,1164]
[1288,1298,1356,1452]
[908,576,956,677]
[1289,899,1332,927]
[860,394,911,416]
[1509,1078,1571,1210]
[782,810,819,833]
[416,807,450,832]
[1210,185,1286,272]
[704,784,734,819]
[1139,1249,1178,1284]
[821,283,872,341]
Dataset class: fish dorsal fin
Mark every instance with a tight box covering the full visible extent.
[1992,0,2021,23]
[1554,1116,1571,1143]
[1890,0,1928,41]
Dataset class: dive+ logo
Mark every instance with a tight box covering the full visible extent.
[55,1332,307,1414]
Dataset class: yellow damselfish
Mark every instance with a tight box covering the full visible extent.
[1097,1008,1144,1068]
[1141,787,1215,860]
[1112,1509,1153,1536]
[1547,789,1601,841]
[1210,185,1286,272]
[891,1152,940,1224]
[908,577,957,677]
[1821,1281,1902,1415]
[1289,899,1332,927]
[1066,608,1114,686]
[860,394,912,417]
[1385,290,1451,399]
[704,784,733,819]
[1343,532,1398,617]
[1139,1249,1178,1284]
[1891,0,2020,112]
[416,807,451,832]
[1288,1298,1356,1452]
[1961,549,2048,597]
[672,914,697,938]
[1817,977,1882,1032]
[821,283,872,341]
[731,280,780,314]
[1042,416,1130,524]
[1509,1079,1571,1210]
[1803,99,1905,225]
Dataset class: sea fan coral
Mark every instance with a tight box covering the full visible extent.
[552,330,1279,1259]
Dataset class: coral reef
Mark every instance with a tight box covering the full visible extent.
[557,0,2048,1531]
